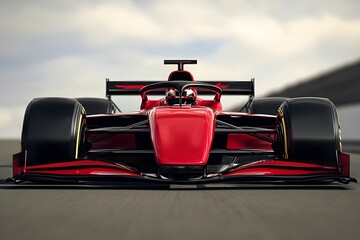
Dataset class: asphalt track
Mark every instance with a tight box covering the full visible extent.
[0,140,359,240]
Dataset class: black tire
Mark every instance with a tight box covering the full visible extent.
[22,98,86,166]
[76,98,117,115]
[276,97,341,166]
[248,97,288,115]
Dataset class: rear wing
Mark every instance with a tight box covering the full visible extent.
[106,78,254,98]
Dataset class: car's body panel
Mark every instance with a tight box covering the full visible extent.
[149,107,215,165]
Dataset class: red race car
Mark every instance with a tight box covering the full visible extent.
[12,60,356,184]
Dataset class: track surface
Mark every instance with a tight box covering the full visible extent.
[1,140,360,240]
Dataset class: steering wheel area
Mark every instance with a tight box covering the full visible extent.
[140,81,222,107]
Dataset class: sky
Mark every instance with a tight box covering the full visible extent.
[0,0,360,138]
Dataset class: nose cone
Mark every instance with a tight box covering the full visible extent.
[149,107,215,165]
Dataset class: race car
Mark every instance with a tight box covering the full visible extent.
[12,60,356,184]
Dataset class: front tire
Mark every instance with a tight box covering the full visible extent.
[276,97,341,166]
[22,98,86,166]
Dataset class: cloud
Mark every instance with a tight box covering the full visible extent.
[71,2,162,45]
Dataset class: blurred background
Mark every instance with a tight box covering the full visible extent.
[0,0,359,146]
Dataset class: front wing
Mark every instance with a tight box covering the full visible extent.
[12,152,356,184]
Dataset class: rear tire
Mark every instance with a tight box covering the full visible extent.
[248,97,288,115]
[22,98,86,166]
[76,98,116,115]
[275,97,341,166]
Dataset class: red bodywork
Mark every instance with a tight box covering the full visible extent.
[12,66,354,184]
[149,107,215,165]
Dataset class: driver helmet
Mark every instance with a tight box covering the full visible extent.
[165,88,197,105]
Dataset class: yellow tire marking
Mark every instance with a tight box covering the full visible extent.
[278,108,288,159]
[75,114,83,159]
[339,129,343,152]
[337,113,343,152]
